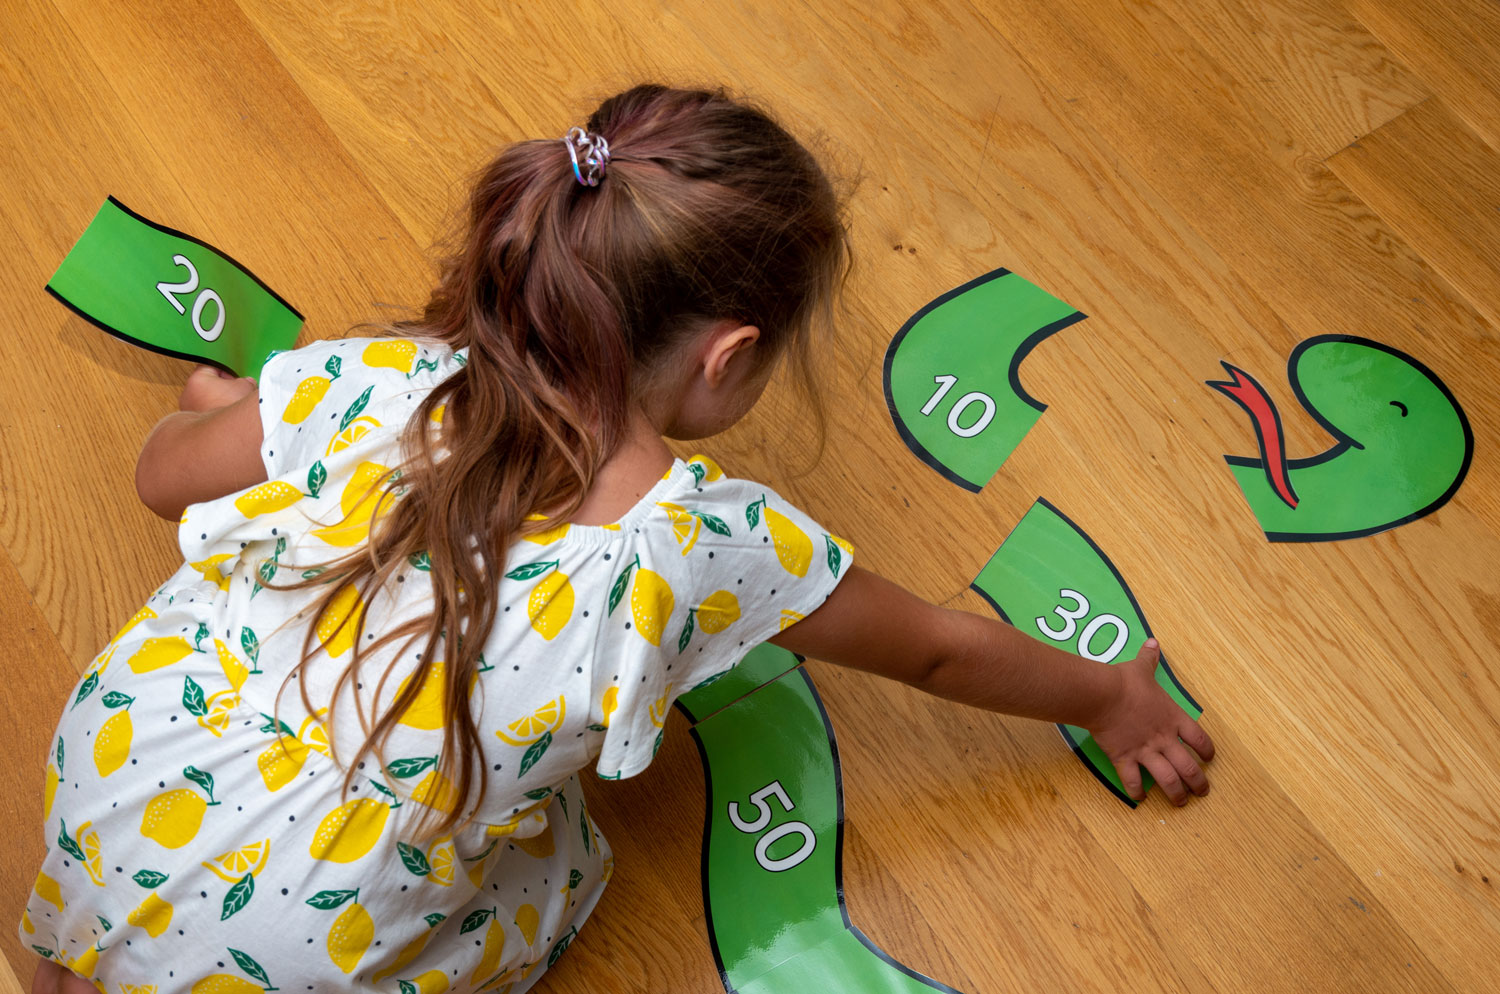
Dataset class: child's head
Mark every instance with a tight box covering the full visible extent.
[424,83,849,442]
[296,85,848,839]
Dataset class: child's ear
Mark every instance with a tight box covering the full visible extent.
[702,323,761,389]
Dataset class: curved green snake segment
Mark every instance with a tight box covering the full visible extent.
[46,196,303,377]
[884,268,1087,492]
[1208,335,1473,542]
[678,646,965,994]
[970,499,1204,807]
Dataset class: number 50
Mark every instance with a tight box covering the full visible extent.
[728,779,817,872]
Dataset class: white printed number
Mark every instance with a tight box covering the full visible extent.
[156,255,226,342]
[727,779,816,872]
[921,374,996,438]
[1035,589,1131,663]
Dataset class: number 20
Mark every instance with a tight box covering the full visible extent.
[1036,589,1130,663]
[157,255,226,343]
[728,779,816,872]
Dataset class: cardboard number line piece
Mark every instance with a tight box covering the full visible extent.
[679,651,965,994]
[46,197,303,378]
[883,267,1087,492]
[1208,335,1473,543]
[970,498,1204,807]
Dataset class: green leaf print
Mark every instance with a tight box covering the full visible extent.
[386,756,437,779]
[522,787,553,801]
[746,496,765,530]
[101,691,133,709]
[31,945,54,959]
[70,671,98,710]
[397,842,431,877]
[519,730,553,779]
[460,908,493,934]
[340,386,374,431]
[688,462,706,487]
[55,737,63,774]
[306,461,327,500]
[677,610,695,654]
[825,534,843,578]
[97,914,112,931]
[689,510,731,537]
[607,556,638,616]
[228,947,275,988]
[407,551,431,572]
[369,780,402,807]
[580,807,590,854]
[324,355,342,379]
[184,765,217,803]
[258,713,297,739]
[56,820,86,861]
[453,350,468,367]
[504,560,556,581]
[182,676,207,717]
[302,567,327,580]
[653,728,665,758]
[221,873,254,920]
[409,357,440,378]
[423,912,448,928]
[305,889,358,910]
[258,558,278,586]
[548,925,578,967]
[586,723,608,732]
[194,622,210,650]
[132,869,169,887]
[240,627,261,668]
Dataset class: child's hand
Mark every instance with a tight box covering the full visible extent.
[180,364,256,413]
[1088,639,1215,806]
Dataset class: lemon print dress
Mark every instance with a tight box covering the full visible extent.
[23,337,853,993]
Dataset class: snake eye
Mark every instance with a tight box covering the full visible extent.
[1390,401,1409,417]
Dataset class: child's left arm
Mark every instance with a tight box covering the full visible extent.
[135,365,267,520]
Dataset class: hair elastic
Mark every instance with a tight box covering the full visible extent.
[563,127,611,187]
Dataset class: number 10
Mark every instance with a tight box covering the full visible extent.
[921,374,996,438]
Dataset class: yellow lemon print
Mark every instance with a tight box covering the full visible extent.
[188,554,235,591]
[257,735,309,792]
[394,661,476,731]
[372,914,446,982]
[765,506,813,577]
[657,502,702,555]
[630,565,674,646]
[313,461,393,547]
[195,690,240,738]
[649,685,674,729]
[411,767,460,815]
[299,711,331,756]
[215,640,248,691]
[74,820,105,886]
[471,916,507,984]
[20,908,32,934]
[526,567,574,641]
[127,637,194,674]
[328,898,375,974]
[140,783,213,850]
[406,969,449,994]
[282,376,332,424]
[600,685,619,729]
[521,513,571,545]
[430,404,446,424]
[696,590,741,634]
[202,838,271,883]
[191,975,264,994]
[126,891,174,937]
[33,870,65,912]
[67,943,100,977]
[830,534,854,558]
[234,479,304,518]
[495,696,567,746]
[94,702,134,777]
[363,339,418,372]
[90,604,158,678]
[309,797,391,863]
[325,414,381,455]
[426,836,456,886]
[515,904,540,946]
[513,820,555,860]
[686,453,724,482]
[779,608,805,632]
[315,583,366,658]
[121,985,161,994]
[43,762,60,819]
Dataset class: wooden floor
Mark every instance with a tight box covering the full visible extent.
[4,1,1499,991]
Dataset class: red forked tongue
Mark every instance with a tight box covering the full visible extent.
[1208,363,1299,509]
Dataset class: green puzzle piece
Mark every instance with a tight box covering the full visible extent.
[688,664,963,993]
[883,268,1086,491]
[46,197,303,377]
[1208,335,1473,542]
[970,498,1203,806]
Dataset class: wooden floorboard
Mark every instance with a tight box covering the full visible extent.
[3,1,1498,991]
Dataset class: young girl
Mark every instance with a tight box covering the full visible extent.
[25,84,1212,994]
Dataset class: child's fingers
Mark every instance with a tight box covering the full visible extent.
[1179,719,1216,762]
[1116,757,1146,802]
[1141,752,1189,806]
[1164,740,1209,797]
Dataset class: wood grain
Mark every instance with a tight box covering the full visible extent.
[3,1,1498,991]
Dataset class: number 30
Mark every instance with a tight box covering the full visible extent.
[1035,589,1131,663]
[156,255,226,342]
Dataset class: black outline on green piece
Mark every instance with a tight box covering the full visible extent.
[683,667,964,994]
[882,267,1088,493]
[45,195,303,374]
[1212,335,1474,543]
[968,497,1203,808]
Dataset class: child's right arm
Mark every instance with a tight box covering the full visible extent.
[769,565,1214,805]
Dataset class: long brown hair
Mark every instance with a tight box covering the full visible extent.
[278,84,849,839]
